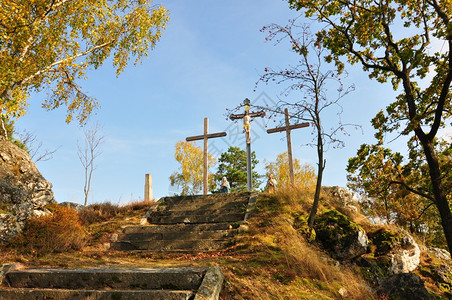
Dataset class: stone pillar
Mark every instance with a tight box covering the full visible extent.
[145,174,153,201]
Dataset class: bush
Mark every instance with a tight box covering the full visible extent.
[78,200,153,226]
[9,203,86,255]
[78,202,125,225]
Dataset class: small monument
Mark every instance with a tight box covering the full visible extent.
[145,174,153,201]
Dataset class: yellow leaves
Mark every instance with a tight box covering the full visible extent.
[0,0,169,124]
[0,88,29,120]
[170,141,217,195]
[265,152,317,190]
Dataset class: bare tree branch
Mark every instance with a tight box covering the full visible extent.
[77,122,104,206]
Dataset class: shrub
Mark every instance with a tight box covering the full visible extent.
[9,203,86,255]
[78,200,153,226]
[78,202,125,225]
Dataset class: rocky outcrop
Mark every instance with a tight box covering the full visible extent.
[427,247,450,261]
[322,186,360,217]
[388,230,421,274]
[377,273,431,300]
[59,202,85,212]
[0,137,54,242]
[369,228,420,274]
[314,209,368,260]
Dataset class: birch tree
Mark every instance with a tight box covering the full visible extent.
[0,0,168,137]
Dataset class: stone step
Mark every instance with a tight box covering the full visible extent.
[157,192,250,206]
[4,267,205,290]
[122,223,235,234]
[1,266,225,300]
[155,198,249,212]
[152,207,247,217]
[0,288,194,300]
[115,229,236,242]
[110,239,233,252]
[148,212,245,225]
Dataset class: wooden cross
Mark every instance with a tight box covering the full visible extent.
[229,98,265,191]
[186,118,227,195]
[267,108,309,185]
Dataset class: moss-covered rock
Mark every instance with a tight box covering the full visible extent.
[368,228,420,274]
[292,213,315,242]
[314,209,368,260]
[369,228,404,256]
[0,137,54,243]
[377,273,431,300]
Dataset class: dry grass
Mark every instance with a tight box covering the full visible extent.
[6,203,87,256]
[217,188,375,299]
[1,193,377,299]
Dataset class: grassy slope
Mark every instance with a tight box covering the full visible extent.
[0,189,448,299]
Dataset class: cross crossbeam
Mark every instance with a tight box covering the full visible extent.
[186,118,227,195]
[267,108,310,185]
[229,98,265,191]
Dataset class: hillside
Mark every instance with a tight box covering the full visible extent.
[0,189,450,299]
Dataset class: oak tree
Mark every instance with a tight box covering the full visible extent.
[287,0,452,252]
[0,0,169,137]
[347,140,451,247]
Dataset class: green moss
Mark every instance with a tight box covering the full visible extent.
[313,209,363,250]
[293,213,316,242]
[438,282,452,295]
[369,228,403,256]
[0,203,13,214]
[359,256,392,284]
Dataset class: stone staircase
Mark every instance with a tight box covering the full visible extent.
[0,193,256,299]
[0,265,224,300]
[110,192,256,252]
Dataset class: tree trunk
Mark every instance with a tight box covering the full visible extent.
[419,135,452,254]
[308,123,324,227]
[0,118,7,139]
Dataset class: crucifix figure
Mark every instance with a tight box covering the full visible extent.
[186,118,227,195]
[267,108,309,185]
[230,98,265,191]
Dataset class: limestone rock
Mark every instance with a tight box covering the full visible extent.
[421,248,452,293]
[427,247,451,261]
[322,186,360,217]
[314,209,368,260]
[388,231,421,274]
[59,202,85,212]
[0,137,54,243]
[377,273,430,300]
[369,228,420,274]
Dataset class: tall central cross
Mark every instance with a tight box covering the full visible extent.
[229,98,265,191]
[267,108,309,185]
[186,118,226,195]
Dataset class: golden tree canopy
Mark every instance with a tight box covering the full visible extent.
[170,141,216,196]
[0,0,168,125]
[265,152,316,190]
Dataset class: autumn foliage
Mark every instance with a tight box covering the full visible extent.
[169,141,216,195]
[265,151,316,190]
[8,203,86,255]
[0,0,168,132]
[288,0,452,253]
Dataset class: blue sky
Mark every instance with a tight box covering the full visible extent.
[15,0,440,205]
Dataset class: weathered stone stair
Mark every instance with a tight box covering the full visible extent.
[0,193,254,299]
[110,192,256,252]
[0,265,224,300]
